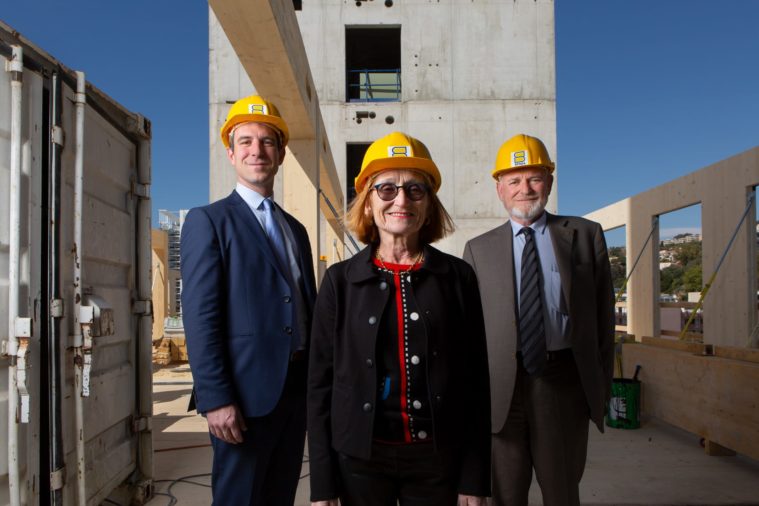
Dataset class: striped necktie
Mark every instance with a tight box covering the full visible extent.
[519,227,546,375]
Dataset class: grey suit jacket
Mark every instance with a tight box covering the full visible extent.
[463,212,615,432]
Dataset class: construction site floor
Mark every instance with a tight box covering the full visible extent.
[146,364,759,506]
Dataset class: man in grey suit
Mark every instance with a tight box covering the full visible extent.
[463,134,615,506]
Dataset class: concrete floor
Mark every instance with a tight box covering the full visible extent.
[146,364,759,506]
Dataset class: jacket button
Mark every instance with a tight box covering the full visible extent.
[435,395,442,403]
[284,326,293,335]
[418,430,428,440]
[379,281,388,290]
[410,312,420,321]
[363,402,373,412]
[368,316,377,325]
[283,295,291,303]
[366,358,373,367]
[413,399,422,409]
[411,355,420,365]
[431,349,438,357]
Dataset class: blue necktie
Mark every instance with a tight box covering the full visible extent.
[262,198,289,273]
[519,227,546,375]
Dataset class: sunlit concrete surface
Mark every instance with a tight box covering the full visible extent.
[147,364,759,506]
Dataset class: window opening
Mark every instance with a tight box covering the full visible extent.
[346,143,371,203]
[346,27,401,102]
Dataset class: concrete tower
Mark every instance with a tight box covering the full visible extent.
[209,0,556,256]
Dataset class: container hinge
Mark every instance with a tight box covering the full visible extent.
[50,298,65,318]
[132,299,153,316]
[131,416,152,434]
[126,114,151,139]
[50,467,66,491]
[5,46,23,74]
[16,317,33,423]
[131,181,150,200]
[51,125,64,147]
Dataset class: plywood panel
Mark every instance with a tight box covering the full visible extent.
[622,342,759,461]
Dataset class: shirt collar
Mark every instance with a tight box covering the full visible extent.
[235,182,270,210]
[509,211,548,237]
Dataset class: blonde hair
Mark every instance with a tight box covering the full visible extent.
[344,171,455,245]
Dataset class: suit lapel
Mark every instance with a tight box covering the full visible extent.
[227,191,287,278]
[547,213,574,312]
[482,222,516,318]
[282,209,317,302]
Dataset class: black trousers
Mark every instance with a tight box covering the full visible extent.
[337,442,459,506]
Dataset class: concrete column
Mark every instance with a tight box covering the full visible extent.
[283,139,320,276]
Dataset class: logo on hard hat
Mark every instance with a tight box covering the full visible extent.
[388,145,411,157]
[511,150,529,167]
[248,104,269,115]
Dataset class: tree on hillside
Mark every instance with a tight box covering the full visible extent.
[675,242,701,267]
[608,246,627,289]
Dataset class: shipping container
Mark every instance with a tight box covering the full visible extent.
[0,21,153,505]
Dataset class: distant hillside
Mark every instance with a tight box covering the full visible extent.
[608,241,703,300]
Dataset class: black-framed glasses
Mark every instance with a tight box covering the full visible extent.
[371,182,429,201]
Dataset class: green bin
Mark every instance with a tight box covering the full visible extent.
[605,378,640,429]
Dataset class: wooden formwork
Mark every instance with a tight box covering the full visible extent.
[621,338,759,460]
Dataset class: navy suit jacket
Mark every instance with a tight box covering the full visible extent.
[180,190,317,417]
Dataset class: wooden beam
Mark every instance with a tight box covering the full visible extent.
[208,0,344,230]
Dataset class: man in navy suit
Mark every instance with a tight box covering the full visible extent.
[181,95,317,505]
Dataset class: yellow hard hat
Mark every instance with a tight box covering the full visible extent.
[220,95,290,149]
[354,132,441,193]
[492,133,555,180]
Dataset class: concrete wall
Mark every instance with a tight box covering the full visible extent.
[210,0,557,256]
[586,146,759,347]
[297,0,556,255]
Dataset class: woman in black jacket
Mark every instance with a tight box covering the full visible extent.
[308,132,491,506]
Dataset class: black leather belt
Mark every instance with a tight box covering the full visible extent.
[517,348,573,362]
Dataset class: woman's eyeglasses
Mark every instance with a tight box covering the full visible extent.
[371,182,429,201]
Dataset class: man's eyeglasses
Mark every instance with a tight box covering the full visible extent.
[371,182,429,202]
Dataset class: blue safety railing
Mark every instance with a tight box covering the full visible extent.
[347,68,401,102]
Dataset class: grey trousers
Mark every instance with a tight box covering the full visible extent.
[490,354,590,506]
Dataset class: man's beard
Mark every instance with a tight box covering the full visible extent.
[509,198,546,222]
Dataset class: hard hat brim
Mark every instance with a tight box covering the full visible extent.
[355,157,442,194]
[491,162,555,180]
[221,114,290,149]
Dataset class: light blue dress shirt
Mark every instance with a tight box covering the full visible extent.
[510,212,570,351]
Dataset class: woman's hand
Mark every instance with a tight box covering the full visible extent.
[311,500,339,506]
[457,494,486,506]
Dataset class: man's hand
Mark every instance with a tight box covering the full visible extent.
[311,501,339,506]
[458,495,486,506]
[206,403,247,444]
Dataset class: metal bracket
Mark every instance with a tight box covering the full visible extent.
[51,125,64,147]
[133,479,154,504]
[5,46,23,73]
[50,298,65,318]
[131,181,150,200]
[131,416,152,434]
[132,299,153,316]
[81,347,92,397]
[16,335,31,423]
[15,317,32,338]
[50,467,66,491]
[126,114,151,139]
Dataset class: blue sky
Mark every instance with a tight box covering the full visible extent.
[3,1,759,246]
